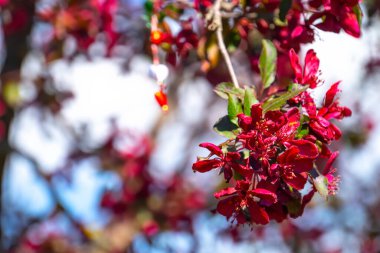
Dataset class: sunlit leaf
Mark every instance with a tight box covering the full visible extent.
[214,82,245,100]
[262,84,307,113]
[243,88,258,116]
[227,94,243,124]
[259,40,277,89]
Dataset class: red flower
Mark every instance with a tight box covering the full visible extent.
[236,105,301,178]
[289,49,321,88]
[215,180,276,225]
[319,82,352,120]
[92,0,120,54]
[322,151,341,195]
[192,143,245,182]
[302,82,351,143]
[274,144,314,190]
[309,0,361,38]
[176,20,199,57]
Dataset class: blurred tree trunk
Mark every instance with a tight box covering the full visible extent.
[0,1,35,250]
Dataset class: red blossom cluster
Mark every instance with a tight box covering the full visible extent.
[248,0,362,82]
[149,19,199,67]
[147,0,362,90]
[35,0,119,56]
[308,0,362,38]
[99,133,206,235]
[9,131,208,253]
[193,49,351,225]
[0,0,367,251]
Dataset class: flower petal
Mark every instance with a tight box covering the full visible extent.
[217,196,239,218]
[278,146,299,164]
[192,159,223,173]
[301,92,317,117]
[237,114,253,131]
[304,49,320,88]
[284,172,308,190]
[266,202,287,222]
[324,81,341,107]
[290,139,319,159]
[340,8,361,38]
[289,49,303,83]
[286,107,300,130]
[323,151,339,175]
[247,199,270,225]
[250,104,263,124]
[251,188,277,205]
[199,142,223,157]
[291,26,304,39]
[291,158,314,173]
[214,187,237,199]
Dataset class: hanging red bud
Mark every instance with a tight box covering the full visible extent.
[154,90,169,111]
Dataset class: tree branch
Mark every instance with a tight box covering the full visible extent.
[208,0,240,88]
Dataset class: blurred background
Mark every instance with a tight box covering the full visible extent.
[1,0,380,252]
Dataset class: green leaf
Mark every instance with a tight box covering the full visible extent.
[213,115,239,138]
[233,171,244,180]
[226,29,241,52]
[214,82,245,100]
[241,149,250,159]
[285,198,302,217]
[313,175,329,199]
[296,128,309,139]
[299,113,309,125]
[144,0,154,23]
[259,40,277,89]
[3,81,21,107]
[279,0,293,22]
[353,4,363,28]
[227,94,243,124]
[274,17,288,27]
[296,114,310,138]
[262,84,307,113]
[243,88,258,116]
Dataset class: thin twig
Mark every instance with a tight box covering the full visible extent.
[216,29,240,88]
[208,0,240,88]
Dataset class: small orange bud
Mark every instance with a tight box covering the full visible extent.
[151,30,163,44]
[200,61,210,73]
[154,90,169,111]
